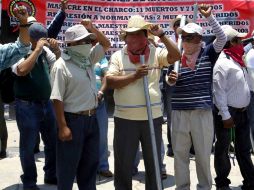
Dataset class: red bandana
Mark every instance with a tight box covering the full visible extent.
[224,44,245,67]
[126,35,150,64]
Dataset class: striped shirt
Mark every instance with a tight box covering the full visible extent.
[170,14,227,110]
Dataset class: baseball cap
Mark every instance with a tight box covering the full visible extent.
[221,25,247,41]
[28,23,48,41]
[177,23,203,36]
[27,16,37,24]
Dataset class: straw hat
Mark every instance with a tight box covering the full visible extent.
[119,15,151,40]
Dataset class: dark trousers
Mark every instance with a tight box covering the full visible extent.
[16,99,57,189]
[213,106,254,189]
[163,85,173,150]
[114,117,163,190]
[247,91,254,150]
[57,112,99,190]
[0,96,7,152]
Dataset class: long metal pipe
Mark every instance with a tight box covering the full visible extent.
[174,16,186,73]
[140,55,163,190]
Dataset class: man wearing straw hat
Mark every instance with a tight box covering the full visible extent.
[50,19,110,190]
[167,4,227,190]
[213,25,254,190]
[106,15,180,189]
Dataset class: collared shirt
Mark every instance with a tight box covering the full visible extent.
[0,38,30,71]
[106,44,169,120]
[50,44,105,113]
[245,48,254,92]
[213,51,250,120]
[168,14,227,110]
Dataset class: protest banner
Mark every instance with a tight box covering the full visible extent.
[2,0,254,56]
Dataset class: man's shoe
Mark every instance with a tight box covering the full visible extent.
[132,167,138,176]
[0,151,7,160]
[167,147,174,157]
[99,170,113,178]
[23,186,40,190]
[34,148,40,154]
[161,170,167,180]
[44,177,57,185]
[216,187,232,190]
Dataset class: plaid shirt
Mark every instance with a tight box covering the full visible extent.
[0,38,30,72]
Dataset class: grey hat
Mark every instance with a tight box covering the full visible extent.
[28,23,48,41]
[64,24,96,43]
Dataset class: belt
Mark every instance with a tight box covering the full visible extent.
[76,108,96,116]
[16,98,49,104]
[229,106,247,112]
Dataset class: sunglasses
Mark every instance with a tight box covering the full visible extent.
[231,37,242,44]
[181,34,197,42]
[173,22,180,28]
[77,38,93,45]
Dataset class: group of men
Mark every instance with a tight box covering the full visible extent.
[0,1,254,190]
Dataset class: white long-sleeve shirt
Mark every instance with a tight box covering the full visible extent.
[245,48,254,92]
[213,51,250,120]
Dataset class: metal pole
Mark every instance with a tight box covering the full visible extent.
[193,1,199,23]
[174,16,186,73]
[140,55,163,190]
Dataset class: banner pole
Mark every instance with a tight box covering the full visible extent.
[193,0,198,23]
[140,55,163,190]
[173,16,186,73]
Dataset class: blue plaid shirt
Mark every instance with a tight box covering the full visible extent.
[0,38,30,71]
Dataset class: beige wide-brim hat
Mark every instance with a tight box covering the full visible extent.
[221,25,247,41]
[64,24,96,43]
[119,15,151,40]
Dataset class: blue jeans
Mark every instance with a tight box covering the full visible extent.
[57,112,99,190]
[15,99,57,189]
[96,101,109,171]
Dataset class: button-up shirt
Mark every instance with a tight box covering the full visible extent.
[213,51,251,120]
[50,44,105,113]
[0,38,30,71]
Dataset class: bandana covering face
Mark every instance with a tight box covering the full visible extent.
[126,35,150,64]
[66,44,92,69]
[224,44,245,67]
[181,42,202,70]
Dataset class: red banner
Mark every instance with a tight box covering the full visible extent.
[2,0,254,56]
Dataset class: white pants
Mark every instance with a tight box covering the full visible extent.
[172,109,214,190]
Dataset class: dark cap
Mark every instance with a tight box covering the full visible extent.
[28,23,48,41]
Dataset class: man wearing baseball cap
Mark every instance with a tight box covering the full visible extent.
[50,20,110,190]
[213,25,254,190]
[106,15,180,189]
[11,22,60,190]
[167,4,227,189]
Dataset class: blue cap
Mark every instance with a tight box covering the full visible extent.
[28,23,48,41]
